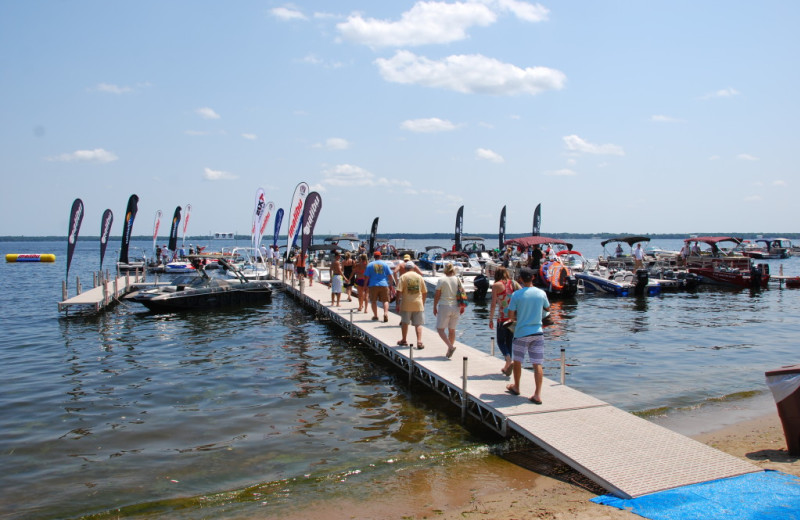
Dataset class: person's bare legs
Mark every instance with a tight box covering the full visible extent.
[508,360,522,394]
[414,324,423,346]
[531,363,543,403]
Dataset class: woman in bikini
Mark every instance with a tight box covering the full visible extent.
[488,266,521,376]
[352,253,369,312]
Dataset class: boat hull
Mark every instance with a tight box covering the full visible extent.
[688,265,770,289]
[131,285,272,312]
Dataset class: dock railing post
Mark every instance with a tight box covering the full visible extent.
[491,337,495,357]
[76,276,82,295]
[560,347,566,385]
[62,280,67,301]
[408,343,414,386]
[461,356,468,422]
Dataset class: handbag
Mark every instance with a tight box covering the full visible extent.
[456,280,468,307]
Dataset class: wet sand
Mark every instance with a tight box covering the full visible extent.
[265,408,798,520]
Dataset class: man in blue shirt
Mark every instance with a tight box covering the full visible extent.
[364,251,396,322]
[506,268,550,404]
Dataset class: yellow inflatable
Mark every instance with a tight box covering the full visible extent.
[5,254,56,263]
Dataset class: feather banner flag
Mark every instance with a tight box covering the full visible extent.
[533,203,541,236]
[119,194,139,264]
[368,217,379,255]
[499,205,506,251]
[272,208,284,248]
[99,209,113,270]
[251,188,267,254]
[285,181,309,259]
[454,205,464,252]
[151,210,162,259]
[182,203,191,247]
[300,192,322,256]
[168,206,182,253]
[66,198,84,284]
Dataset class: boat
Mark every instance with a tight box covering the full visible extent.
[127,259,273,312]
[575,267,661,296]
[684,237,770,289]
[740,238,792,259]
[486,236,579,298]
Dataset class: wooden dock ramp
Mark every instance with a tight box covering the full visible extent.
[280,271,760,499]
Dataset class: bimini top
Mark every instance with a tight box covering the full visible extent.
[683,236,743,246]
[504,236,573,250]
[600,236,651,247]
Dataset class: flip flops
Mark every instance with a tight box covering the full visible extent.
[397,340,408,346]
[446,346,456,359]
[529,397,542,405]
[505,385,520,396]
[416,343,424,350]
[501,366,513,376]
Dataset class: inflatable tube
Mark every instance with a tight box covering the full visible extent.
[6,253,56,263]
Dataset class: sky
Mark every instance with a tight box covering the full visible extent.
[1,1,798,238]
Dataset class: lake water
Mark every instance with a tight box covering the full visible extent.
[2,238,799,519]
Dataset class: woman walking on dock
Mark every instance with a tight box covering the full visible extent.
[489,266,521,377]
[433,262,463,359]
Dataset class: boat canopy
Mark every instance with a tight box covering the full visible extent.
[308,244,342,252]
[504,236,573,250]
[683,236,743,246]
[600,236,651,247]
[452,235,485,241]
[324,234,360,243]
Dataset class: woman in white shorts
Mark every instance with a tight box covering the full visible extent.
[433,262,464,359]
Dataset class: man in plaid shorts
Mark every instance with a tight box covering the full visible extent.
[505,268,550,405]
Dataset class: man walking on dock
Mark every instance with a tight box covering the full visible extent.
[364,251,395,322]
[506,268,550,404]
[396,261,427,349]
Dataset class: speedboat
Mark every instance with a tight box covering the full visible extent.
[486,236,579,298]
[576,267,661,296]
[127,259,273,312]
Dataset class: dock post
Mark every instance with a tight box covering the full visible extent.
[408,343,414,386]
[62,280,67,301]
[114,277,118,303]
[560,347,566,385]
[491,337,495,357]
[103,279,109,307]
[461,356,468,422]
[76,276,82,295]
[349,309,354,336]
[93,272,97,288]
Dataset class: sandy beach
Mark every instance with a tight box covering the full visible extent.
[275,410,798,520]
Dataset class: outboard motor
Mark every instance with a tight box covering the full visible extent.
[473,274,490,301]
[634,269,650,296]
[750,263,769,289]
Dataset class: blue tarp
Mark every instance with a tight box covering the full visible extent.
[592,471,800,520]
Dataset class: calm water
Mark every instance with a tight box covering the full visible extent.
[2,238,799,519]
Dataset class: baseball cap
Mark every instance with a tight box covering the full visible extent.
[374,251,381,257]
[403,254,411,261]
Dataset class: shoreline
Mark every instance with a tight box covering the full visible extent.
[269,398,796,520]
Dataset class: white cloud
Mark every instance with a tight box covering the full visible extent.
[544,168,577,176]
[47,148,118,163]
[737,153,758,161]
[196,107,220,120]
[773,180,787,186]
[93,83,132,94]
[400,117,457,132]
[321,164,410,188]
[241,133,257,140]
[376,51,566,95]
[203,167,238,181]
[337,2,496,47]
[563,135,624,156]
[487,0,549,22]
[476,148,504,163]
[270,6,307,21]
[650,114,685,123]
[702,87,740,99]
[315,137,351,150]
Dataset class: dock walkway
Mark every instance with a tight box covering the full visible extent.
[58,272,145,313]
[279,270,760,499]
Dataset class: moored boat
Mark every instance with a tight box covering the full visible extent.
[127,259,273,312]
[486,236,579,298]
[684,237,770,289]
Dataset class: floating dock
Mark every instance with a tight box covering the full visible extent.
[278,268,760,499]
[58,271,146,313]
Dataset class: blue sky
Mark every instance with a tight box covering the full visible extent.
[1,1,797,238]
